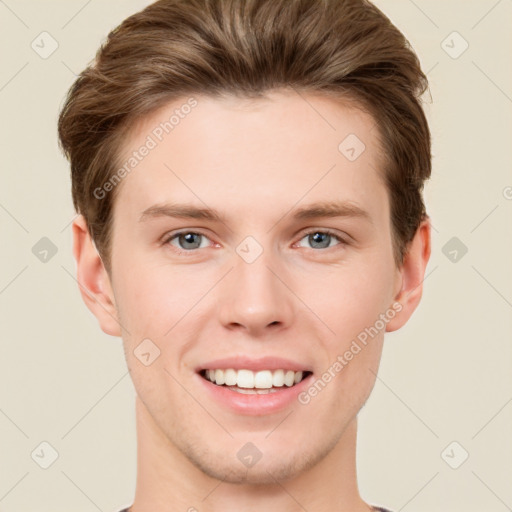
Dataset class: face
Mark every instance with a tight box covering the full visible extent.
[105,89,404,484]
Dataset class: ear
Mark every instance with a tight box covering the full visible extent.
[72,214,122,337]
[386,217,431,332]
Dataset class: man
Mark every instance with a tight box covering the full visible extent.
[58,0,432,511]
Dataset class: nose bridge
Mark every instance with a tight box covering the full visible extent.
[217,238,294,333]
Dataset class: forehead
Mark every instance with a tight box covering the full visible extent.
[113,89,387,223]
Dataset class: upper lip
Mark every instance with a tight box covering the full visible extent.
[196,356,313,373]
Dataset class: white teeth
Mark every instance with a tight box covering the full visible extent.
[229,387,279,394]
[254,370,273,389]
[214,369,225,385]
[284,370,295,387]
[272,369,285,387]
[204,368,308,389]
[237,369,254,388]
[224,368,237,386]
[231,387,254,394]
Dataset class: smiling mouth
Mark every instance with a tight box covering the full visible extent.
[199,368,313,394]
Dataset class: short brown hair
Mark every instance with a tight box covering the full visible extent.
[58,0,431,274]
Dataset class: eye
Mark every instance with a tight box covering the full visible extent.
[296,229,346,250]
[161,228,347,255]
[163,231,212,252]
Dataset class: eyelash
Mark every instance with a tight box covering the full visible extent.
[161,228,348,255]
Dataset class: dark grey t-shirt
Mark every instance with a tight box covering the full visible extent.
[118,506,393,511]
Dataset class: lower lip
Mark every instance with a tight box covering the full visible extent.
[196,372,314,416]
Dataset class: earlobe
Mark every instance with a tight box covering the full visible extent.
[72,214,122,337]
[385,218,431,333]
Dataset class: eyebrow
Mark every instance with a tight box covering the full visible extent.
[138,200,372,224]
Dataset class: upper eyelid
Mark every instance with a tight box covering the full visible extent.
[162,229,213,243]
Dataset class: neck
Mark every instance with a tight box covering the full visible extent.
[129,395,372,512]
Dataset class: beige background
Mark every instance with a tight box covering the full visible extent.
[1,1,511,511]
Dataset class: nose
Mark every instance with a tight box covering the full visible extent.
[217,247,295,336]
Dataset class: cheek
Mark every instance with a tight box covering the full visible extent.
[310,260,394,342]
[113,257,196,338]
[317,259,393,404]
[334,347,382,417]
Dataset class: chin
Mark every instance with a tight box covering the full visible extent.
[184,437,336,485]
[195,457,304,485]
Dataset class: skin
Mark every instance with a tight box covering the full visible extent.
[72,88,431,512]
